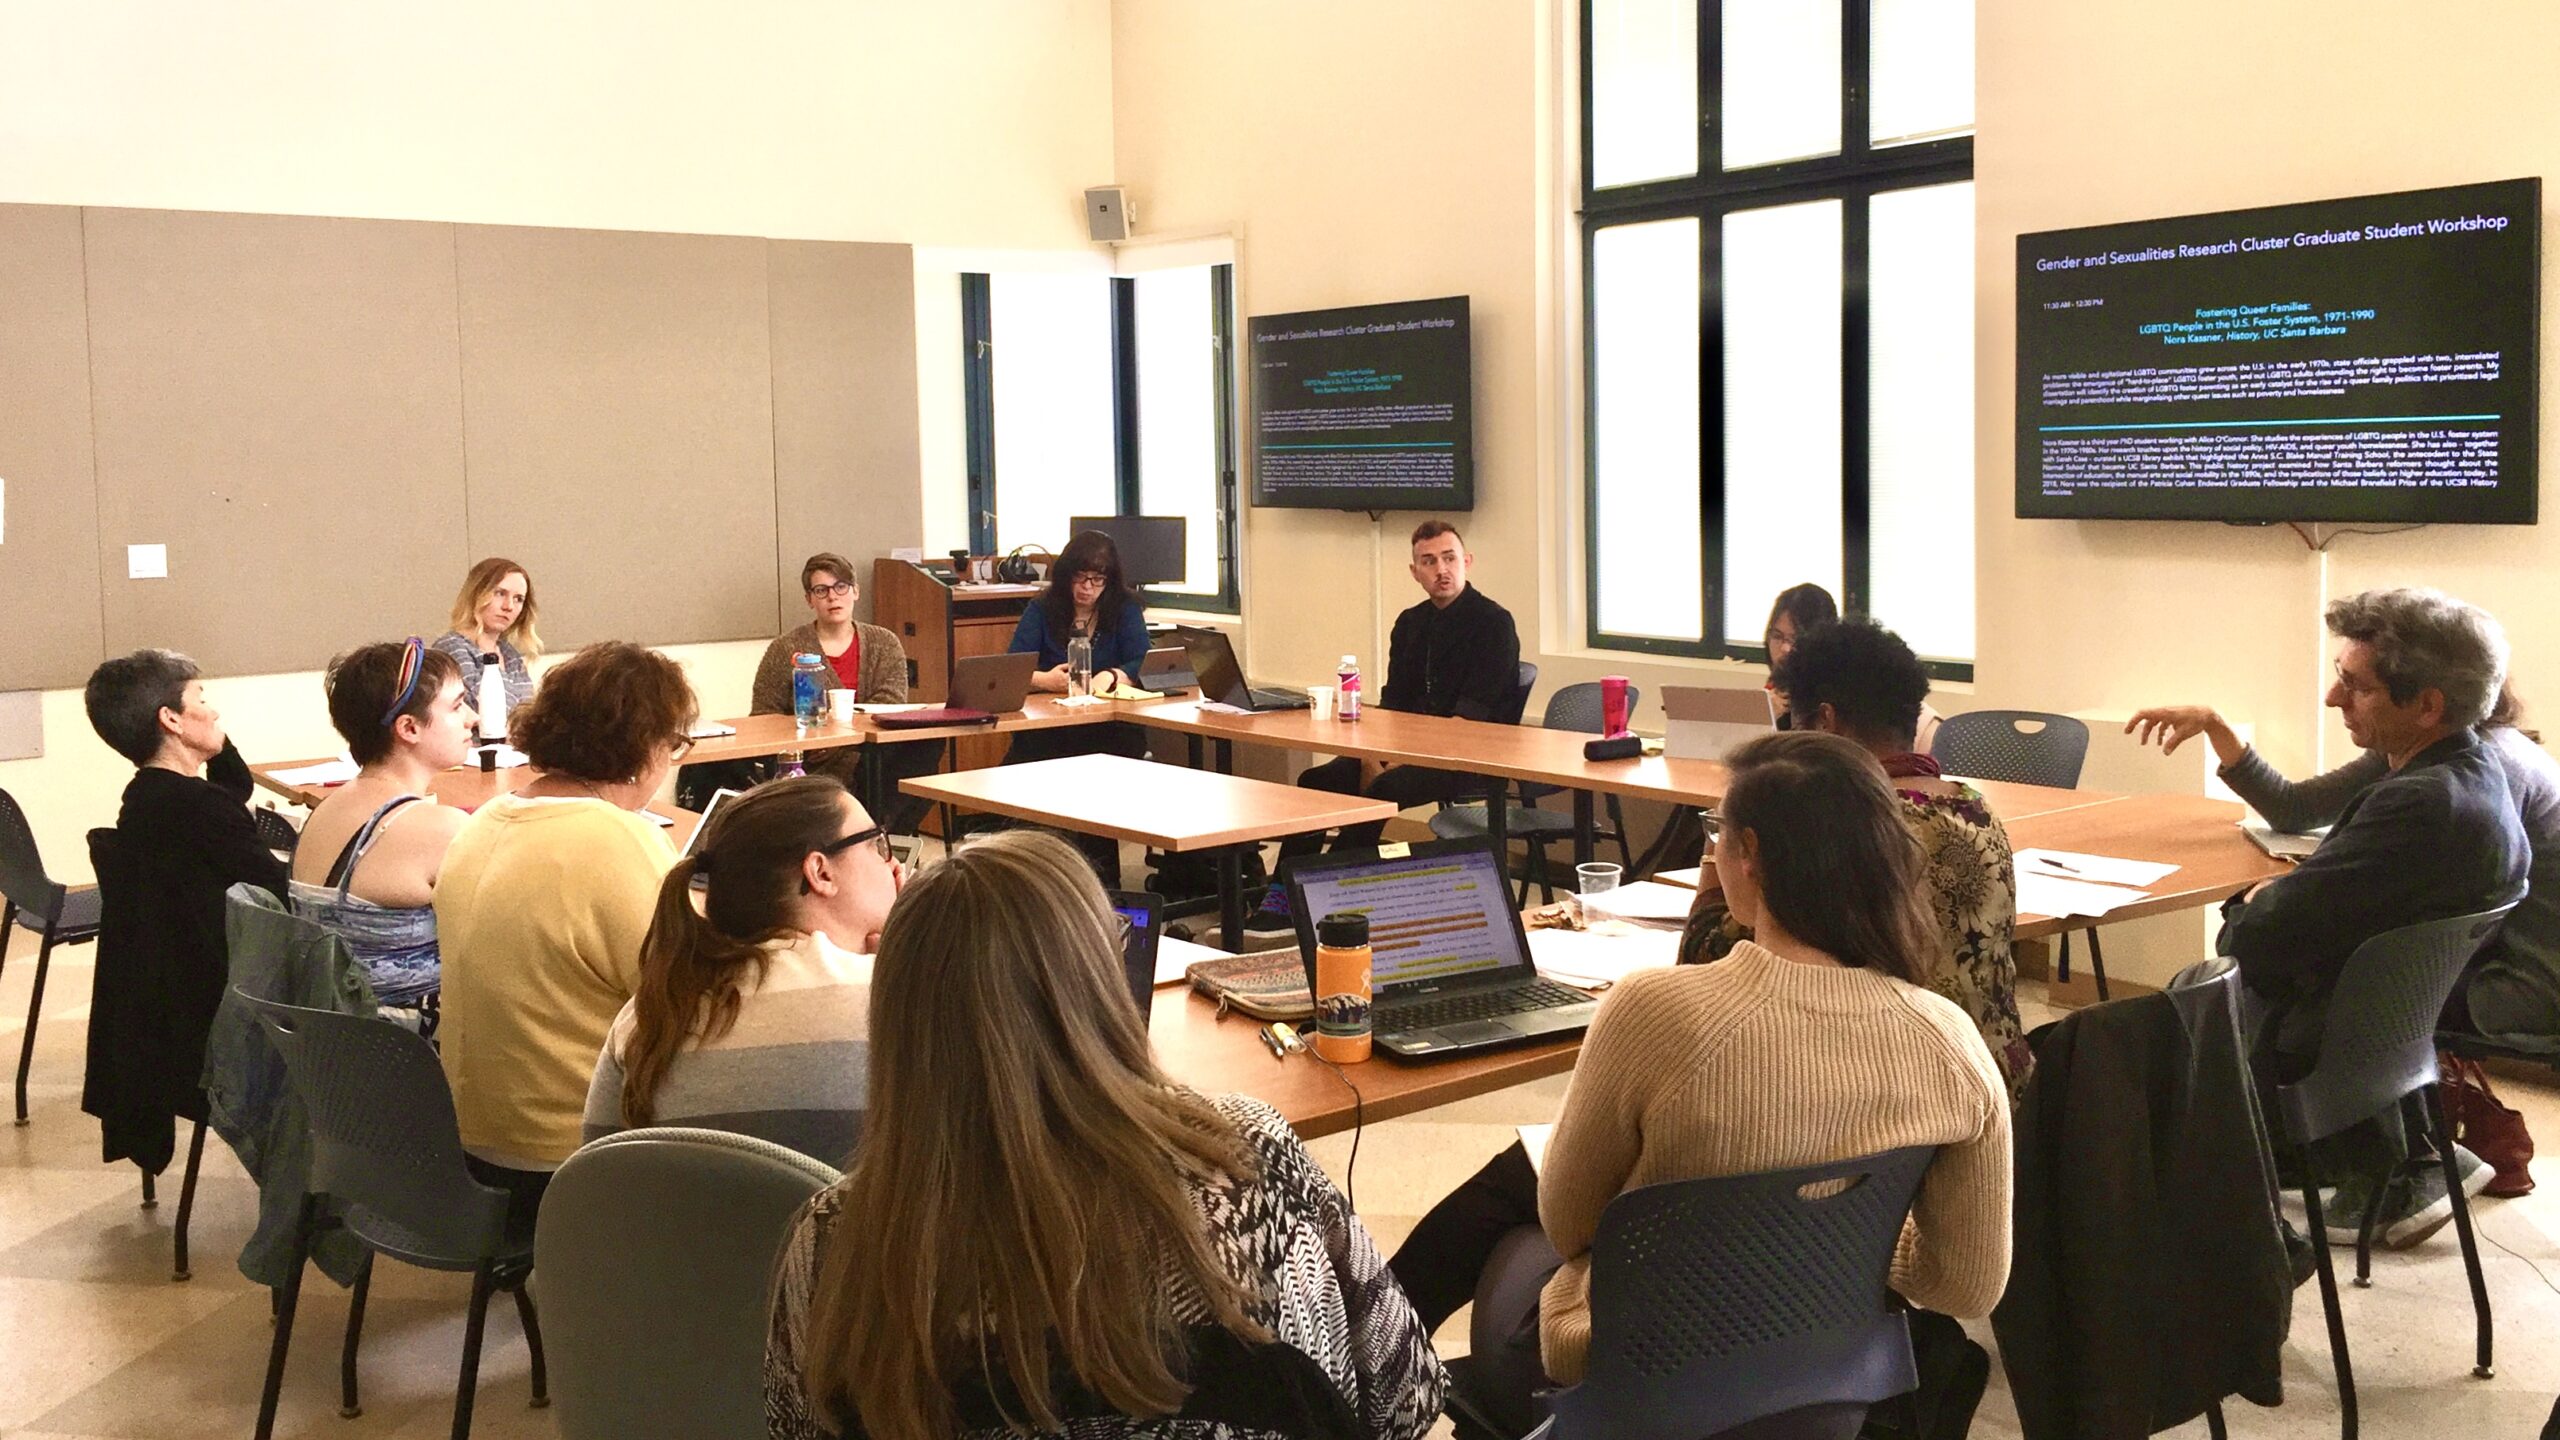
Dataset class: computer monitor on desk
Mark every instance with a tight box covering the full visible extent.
[1070,515,1186,587]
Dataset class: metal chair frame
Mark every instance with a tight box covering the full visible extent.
[0,788,102,1125]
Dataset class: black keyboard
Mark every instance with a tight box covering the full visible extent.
[1380,980,1590,1033]
[1247,687,1311,710]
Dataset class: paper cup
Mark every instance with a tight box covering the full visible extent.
[1307,685,1336,720]
[828,688,857,724]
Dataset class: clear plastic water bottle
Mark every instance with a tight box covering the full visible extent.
[1337,654,1361,721]
[477,653,508,742]
[1067,636,1095,699]
[791,652,828,728]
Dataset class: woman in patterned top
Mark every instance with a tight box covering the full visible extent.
[765,829,1446,1440]
[1687,617,2033,1096]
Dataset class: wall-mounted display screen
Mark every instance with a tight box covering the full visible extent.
[1249,295,1473,511]
[2016,178,2538,524]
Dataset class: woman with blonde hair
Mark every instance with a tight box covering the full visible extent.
[431,557,543,721]
[764,829,1446,1440]
[584,775,902,1163]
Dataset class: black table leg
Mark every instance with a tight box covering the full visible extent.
[1188,734,1204,770]
[1217,847,1246,947]
[1215,738,1234,775]
[1574,790,1596,868]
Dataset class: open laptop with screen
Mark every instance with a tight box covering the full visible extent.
[679,788,744,861]
[1175,626,1310,712]
[1107,889,1166,1023]
[1138,645,1196,693]
[1662,684,1779,761]
[1281,840,1597,1058]
[949,650,1038,712]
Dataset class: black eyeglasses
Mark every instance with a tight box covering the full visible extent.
[802,824,892,892]
[667,736,695,762]
[806,581,854,599]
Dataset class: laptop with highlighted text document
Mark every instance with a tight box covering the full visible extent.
[1281,839,1597,1058]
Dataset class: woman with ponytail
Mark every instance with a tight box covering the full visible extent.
[583,776,902,1164]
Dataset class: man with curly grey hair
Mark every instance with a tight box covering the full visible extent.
[2211,589,2531,1243]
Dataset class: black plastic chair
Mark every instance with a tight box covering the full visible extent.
[85,826,211,1276]
[235,992,547,1440]
[1930,711,2115,997]
[1433,681,1641,902]
[1523,1146,1938,1440]
[0,787,102,1125]
[252,806,301,860]
[537,1127,839,1439]
[2270,905,2514,1440]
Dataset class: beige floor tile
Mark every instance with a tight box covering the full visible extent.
[0,1277,240,1431]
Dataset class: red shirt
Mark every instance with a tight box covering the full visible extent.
[826,632,862,696]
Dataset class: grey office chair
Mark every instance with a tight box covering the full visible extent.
[2273,905,2514,1440]
[0,787,101,1125]
[1533,1147,1939,1440]
[236,992,547,1440]
[1433,681,1641,901]
[1930,710,2113,996]
[537,1127,841,1440]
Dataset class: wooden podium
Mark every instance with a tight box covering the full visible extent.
[870,558,1040,775]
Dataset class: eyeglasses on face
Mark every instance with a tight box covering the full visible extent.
[806,581,854,599]
[801,824,892,892]
[667,736,695,761]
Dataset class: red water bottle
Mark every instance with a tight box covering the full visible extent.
[1601,676,1631,737]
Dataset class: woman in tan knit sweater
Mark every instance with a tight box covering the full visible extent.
[1394,731,2012,1428]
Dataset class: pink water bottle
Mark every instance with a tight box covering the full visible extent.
[1601,676,1631,737]
[1337,655,1362,721]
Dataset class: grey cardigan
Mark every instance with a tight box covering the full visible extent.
[2223,725,2560,1043]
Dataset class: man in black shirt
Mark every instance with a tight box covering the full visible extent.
[1248,521,1522,931]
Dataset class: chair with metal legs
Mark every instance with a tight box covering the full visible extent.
[1930,711,2113,996]
[235,992,547,1440]
[0,788,103,1125]
[2268,905,2514,1440]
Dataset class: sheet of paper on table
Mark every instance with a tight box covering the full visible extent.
[2014,871,2151,920]
[1576,879,1696,925]
[1655,865,1704,889]
[1529,924,1682,989]
[851,703,933,714]
[1158,933,1236,986]
[270,757,359,787]
[2013,847,2180,887]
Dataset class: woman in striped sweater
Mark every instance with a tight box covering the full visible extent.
[584,775,903,1166]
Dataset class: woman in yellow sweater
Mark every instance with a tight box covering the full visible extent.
[1394,731,2013,1430]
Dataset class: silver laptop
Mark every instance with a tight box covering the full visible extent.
[679,787,744,861]
[1138,644,1196,693]
[1662,684,1779,761]
[949,651,1038,712]
[1282,840,1598,1059]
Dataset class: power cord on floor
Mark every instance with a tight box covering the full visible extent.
[2479,1222,2560,1298]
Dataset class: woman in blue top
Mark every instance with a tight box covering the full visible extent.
[1009,530,1153,692]
[1005,531,1153,878]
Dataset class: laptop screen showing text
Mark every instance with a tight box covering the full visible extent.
[1292,850,1525,990]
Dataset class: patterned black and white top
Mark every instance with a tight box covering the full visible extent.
[764,1092,1448,1440]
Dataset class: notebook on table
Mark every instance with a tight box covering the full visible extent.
[1280,839,1598,1059]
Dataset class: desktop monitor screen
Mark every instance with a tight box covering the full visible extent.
[2016,177,2539,524]
[1069,515,1188,586]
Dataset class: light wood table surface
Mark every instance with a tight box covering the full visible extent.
[1148,980,1580,1139]
[2006,791,2287,940]
[904,753,1397,942]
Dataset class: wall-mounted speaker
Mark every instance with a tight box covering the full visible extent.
[1085,185,1133,243]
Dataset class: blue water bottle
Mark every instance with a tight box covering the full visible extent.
[791,652,827,728]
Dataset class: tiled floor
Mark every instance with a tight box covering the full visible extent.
[6,917,2557,1438]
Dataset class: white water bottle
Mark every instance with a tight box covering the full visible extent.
[477,653,508,742]
[1337,654,1361,721]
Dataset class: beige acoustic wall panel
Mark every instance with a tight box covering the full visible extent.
[768,240,925,625]
[457,227,779,651]
[0,206,105,691]
[84,209,469,677]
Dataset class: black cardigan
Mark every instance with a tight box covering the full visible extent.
[82,742,288,1172]
[1379,584,1523,723]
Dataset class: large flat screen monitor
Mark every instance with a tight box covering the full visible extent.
[1069,515,1187,586]
[2016,177,2539,524]
[1248,295,1473,511]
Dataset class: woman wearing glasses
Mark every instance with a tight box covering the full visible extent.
[752,553,911,716]
[1002,534,1153,880]
[584,776,902,1165]
[433,641,699,1215]
[288,639,475,1031]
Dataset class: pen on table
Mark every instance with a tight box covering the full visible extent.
[2035,856,2081,874]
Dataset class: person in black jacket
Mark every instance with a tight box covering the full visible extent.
[81,649,288,1175]
[1248,522,1522,930]
[2211,589,2528,1246]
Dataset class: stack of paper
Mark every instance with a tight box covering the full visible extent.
[1157,933,1234,986]
[1529,925,1681,988]
[1575,879,1695,929]
[271,757,358,787]
[1655,865,1705,889]
[2014,848,2179,887]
